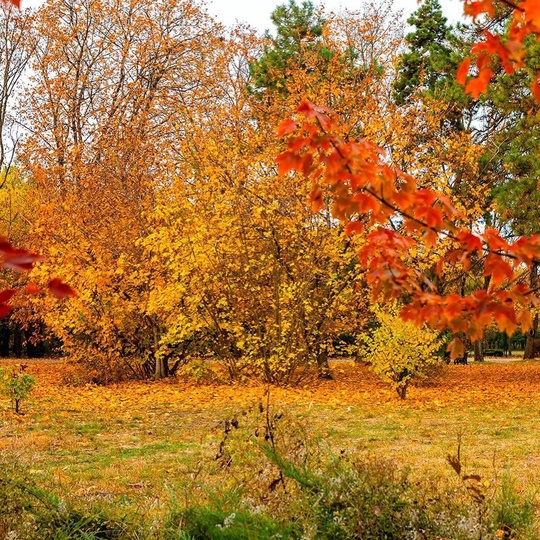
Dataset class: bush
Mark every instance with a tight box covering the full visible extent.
[189,403,539,540]
[361,303,441,398]
[178,505,299,539]
[0,365,35,413]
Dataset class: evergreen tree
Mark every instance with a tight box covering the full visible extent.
[250,0,331,93]
[393,0,467,116]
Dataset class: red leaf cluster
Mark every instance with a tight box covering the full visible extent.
[0,238,75,316]
[459,0,540,100]
[276,101,540,356]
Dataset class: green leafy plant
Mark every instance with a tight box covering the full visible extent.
[0,365,35,413]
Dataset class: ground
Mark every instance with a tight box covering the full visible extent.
[1,358,540,529]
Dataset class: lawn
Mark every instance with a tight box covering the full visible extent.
[1,359,540,538]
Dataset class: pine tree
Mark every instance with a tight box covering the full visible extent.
[249,0,331,93]
[394,0,459,106]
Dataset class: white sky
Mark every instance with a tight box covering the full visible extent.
[203,0,467,31]
[22,0,469,29]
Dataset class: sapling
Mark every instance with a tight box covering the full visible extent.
[0,366,35,413]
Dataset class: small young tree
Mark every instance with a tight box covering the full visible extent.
[362,304,441,399]
[0,366,35,413]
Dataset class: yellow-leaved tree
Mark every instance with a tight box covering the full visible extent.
[22,0,224,381]
[361,303,441,399]
[143,24,370,384]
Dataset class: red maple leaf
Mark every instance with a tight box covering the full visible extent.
[47,278,77,299]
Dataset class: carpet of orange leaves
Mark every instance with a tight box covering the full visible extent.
[5,360,540,415]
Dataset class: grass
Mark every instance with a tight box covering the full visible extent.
[1,359,540,537]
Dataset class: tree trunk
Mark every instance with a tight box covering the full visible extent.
[397,384,407,400]
[524,264,538,360]
[524,312,539,360]
[317,349,332,379]
[502,332,510,357]
[152,324,168,378]
[473,340,484,362]
[155,356,168,379]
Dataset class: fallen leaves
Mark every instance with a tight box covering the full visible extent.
[2,359,540,509]
[4,360,540,418]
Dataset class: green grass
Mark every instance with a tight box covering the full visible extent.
[5,398,540,491]
[1,362,540,537]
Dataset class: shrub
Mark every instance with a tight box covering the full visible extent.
[0,365,36,413]
[178,505,299,539]
[361,303,441,398]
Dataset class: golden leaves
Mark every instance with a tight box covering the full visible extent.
[14,359,540,416]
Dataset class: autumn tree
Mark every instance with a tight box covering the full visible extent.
[144,23,373,383]
[137,2,428,384]
[270,0,540,363]
[268,0,540,362]
[392,1,520,362]
[22,0,223,380]
[276,92,540,360]
[232,0,493,379]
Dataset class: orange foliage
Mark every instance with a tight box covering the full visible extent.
[460,0,540,98]
[277,101,540,355]
[273,0,540,357]
[7,361,540,415]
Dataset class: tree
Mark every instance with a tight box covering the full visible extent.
[22,0,222,380]
[144,15,389,383]
[249,0,330,93]
[362,303,440,399]
[394,1,498,361]
[276,99,540,358]
[394,0,455,105]
[0,365,35,413]
[272,0,540,358]
[0,3,75,322]
[145,1,503,382]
